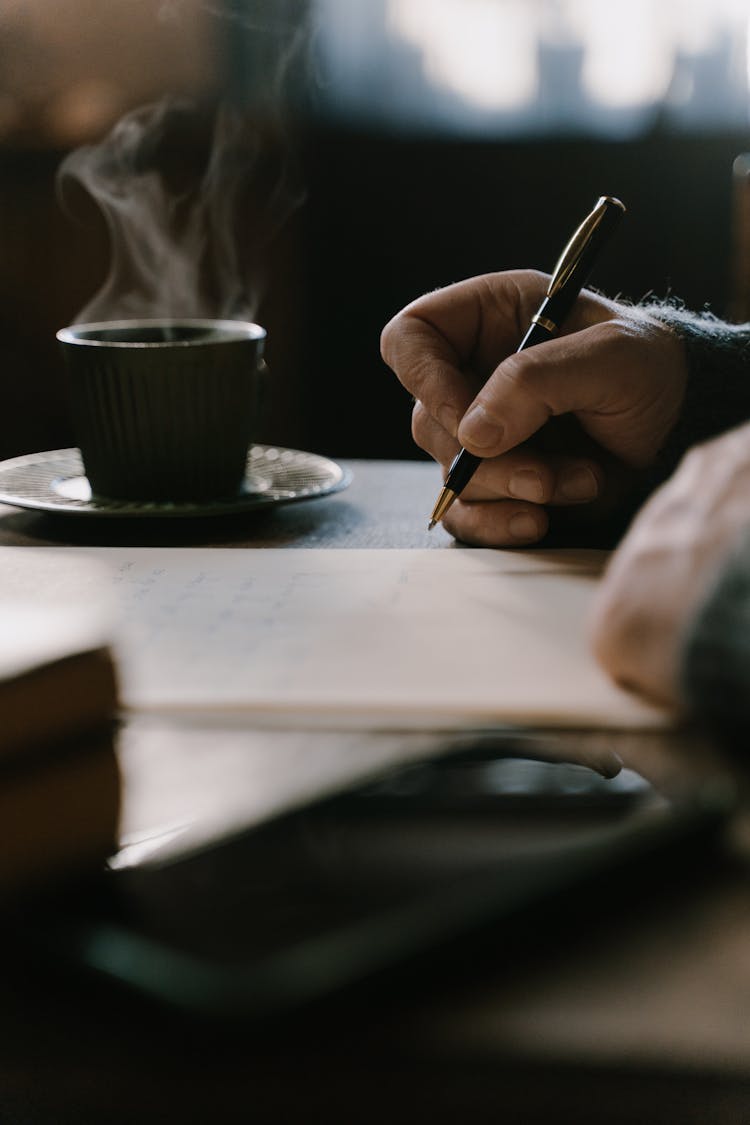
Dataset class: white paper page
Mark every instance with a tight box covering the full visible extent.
[0,547,665,729]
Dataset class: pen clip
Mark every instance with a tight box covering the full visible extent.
[547,196,625,299]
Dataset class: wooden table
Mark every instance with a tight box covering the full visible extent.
[1,459,749,1125]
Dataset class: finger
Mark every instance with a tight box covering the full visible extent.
[414,402,555,501]
[457,317,667,468]
[414,402,603,505]
[411,398,461,458]
[441,498,550,547]
[381,271,553,430]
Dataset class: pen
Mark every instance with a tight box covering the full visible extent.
[427,195,626,530]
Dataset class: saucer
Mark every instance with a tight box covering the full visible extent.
[0,446,352,519]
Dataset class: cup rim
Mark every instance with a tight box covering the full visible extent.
[56,318,266,347]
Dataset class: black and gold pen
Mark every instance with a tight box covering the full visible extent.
[427,195,626,530]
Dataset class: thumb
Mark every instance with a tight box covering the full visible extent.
[456,320,668,467]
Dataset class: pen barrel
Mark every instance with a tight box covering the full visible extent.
[541,196,625,332]
[523,292,581,343]
[445,448,482,493]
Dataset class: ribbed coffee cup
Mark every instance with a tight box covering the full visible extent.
[57,319,266,502]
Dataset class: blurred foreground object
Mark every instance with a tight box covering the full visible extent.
[0,600,120,897]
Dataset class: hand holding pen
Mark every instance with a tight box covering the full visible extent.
[428,196,625,528]
[381,200,689,548]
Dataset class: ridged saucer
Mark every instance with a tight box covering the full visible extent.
[0,446,352,519]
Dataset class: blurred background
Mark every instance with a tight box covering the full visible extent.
[1,0,749,463]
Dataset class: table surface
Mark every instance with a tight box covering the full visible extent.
[1,458,750,1125]
[0,459,454,550]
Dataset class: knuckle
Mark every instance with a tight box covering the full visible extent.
[379,315,420,386]
[379,312,405,367]
[411,400,434,450]
[485,350,553,422]
[496,350,529,389]
[497,348,547,394]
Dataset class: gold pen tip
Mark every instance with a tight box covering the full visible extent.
[428,486,458,529]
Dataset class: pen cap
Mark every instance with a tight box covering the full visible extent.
[548,196,626,301]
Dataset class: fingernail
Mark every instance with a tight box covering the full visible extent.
[509,513,540,542]
[459,404,503,450]
[437,404,460,436]
[509,469,544,503]
[559,466,599,502]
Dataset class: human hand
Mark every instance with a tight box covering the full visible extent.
[589,422,750,709]
[380,270,687,546]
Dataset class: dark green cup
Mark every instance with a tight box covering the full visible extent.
[57,318,266,502]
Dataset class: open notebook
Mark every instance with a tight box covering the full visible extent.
[0,546,664,730]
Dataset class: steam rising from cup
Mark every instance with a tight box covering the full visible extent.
[57,95,304,324]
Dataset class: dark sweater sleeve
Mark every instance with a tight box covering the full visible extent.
[642,303,750,479]
[680,527,750,739]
